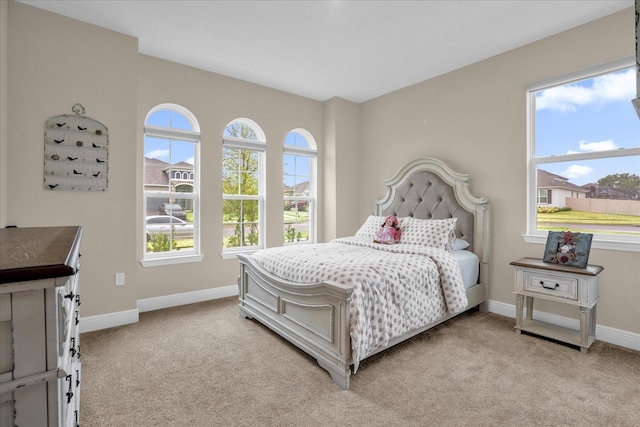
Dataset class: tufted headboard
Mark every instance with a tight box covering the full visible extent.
[374,158,489,266]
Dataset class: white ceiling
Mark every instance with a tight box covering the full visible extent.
[16,0,633,103]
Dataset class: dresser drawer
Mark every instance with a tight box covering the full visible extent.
[523,271,578,301]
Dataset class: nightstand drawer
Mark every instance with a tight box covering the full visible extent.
[523,271,578,300]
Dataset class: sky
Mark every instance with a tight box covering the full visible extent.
[535,66,639,186]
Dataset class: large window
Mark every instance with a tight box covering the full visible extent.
[142,104,201,265]
[526,57,640,251]
[283,129,317,244]
[222,119,265,253]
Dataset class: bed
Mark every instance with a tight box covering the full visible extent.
[237,157,490,389]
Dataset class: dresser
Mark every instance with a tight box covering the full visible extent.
[510,257,603,353]
[0,226,83,426]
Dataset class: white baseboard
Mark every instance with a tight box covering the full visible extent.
[137,285,238,313]
[80,309,139,333]
[488,300,640,352]
[80,292,639,352]
[79,285,238,333]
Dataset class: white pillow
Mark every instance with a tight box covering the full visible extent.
[354,215,387,240]
[451,238,470,251]
[400,217,457,250]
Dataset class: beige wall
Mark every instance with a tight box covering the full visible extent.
[322,97,362,240]
[1,1,9,228]
[359,8,639,334]
[6,2,139,316]
[4,1,336,320]
[3,2,638,338]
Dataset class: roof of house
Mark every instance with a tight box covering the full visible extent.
[537,169,587,193]
[165,161,193,171]
[144,157,169,186]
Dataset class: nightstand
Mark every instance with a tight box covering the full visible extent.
[510,257,604,353]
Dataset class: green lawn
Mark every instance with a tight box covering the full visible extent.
[537,210,640,235]
[538,210,640,225]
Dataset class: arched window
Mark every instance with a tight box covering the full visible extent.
[283,129,317,244]
[222,118,265,252]
[142,104,201,264]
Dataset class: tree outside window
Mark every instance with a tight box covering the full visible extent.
[222,120,264,251]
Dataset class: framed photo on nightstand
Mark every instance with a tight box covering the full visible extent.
[542,231,593,268]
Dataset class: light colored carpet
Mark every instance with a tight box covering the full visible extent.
[80,297,640,426]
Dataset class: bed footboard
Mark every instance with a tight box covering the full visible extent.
[237,253,354,389]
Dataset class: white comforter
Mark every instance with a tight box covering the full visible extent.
[251,236,468,370]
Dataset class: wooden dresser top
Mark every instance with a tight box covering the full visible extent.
[510,256,604,277]
[0,226,83,284]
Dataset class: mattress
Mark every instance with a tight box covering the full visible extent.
[453,249,480,289]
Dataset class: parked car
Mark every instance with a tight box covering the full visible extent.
[158,203,186,219]
[146,215,193,241]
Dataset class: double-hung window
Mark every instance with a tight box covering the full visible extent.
[526,57,640,251]
[142,104,201,265]
[222,119,265,253]
[283,129,317,244]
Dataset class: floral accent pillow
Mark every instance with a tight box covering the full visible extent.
[354,215,389,240]
[399,217,457,251]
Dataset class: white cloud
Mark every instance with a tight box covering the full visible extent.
[536,68,635,112]
[577,139,619,152]
[561,164,593,179]
[566,139,619,155]
[183,157,194,165]
[146,149,169,159]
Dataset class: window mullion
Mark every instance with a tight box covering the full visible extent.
[535,147,640,164]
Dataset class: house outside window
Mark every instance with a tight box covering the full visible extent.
[222,119,265,253]
[142,104,201,265]
[283,129,317,244]
[526,57,640,251]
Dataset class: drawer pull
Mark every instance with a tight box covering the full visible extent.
[65,375,74,403]
[70,337,76,357]
[539,280,559,290]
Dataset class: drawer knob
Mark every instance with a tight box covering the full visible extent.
[540,280,559,290]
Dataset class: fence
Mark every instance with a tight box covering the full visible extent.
[566,198,640,216]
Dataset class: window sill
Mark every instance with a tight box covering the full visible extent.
[140,254,204,267]
[220,249,260,260]
[522,234,640,253]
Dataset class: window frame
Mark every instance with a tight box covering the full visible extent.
[524,56,640,252]
[283,129,318,245]
[537,189,550,205]
[221,119,266,257]
[141,104,203,267]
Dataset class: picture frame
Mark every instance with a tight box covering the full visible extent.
[542,231,593,268]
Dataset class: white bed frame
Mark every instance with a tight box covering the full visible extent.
[237,157,490,389]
